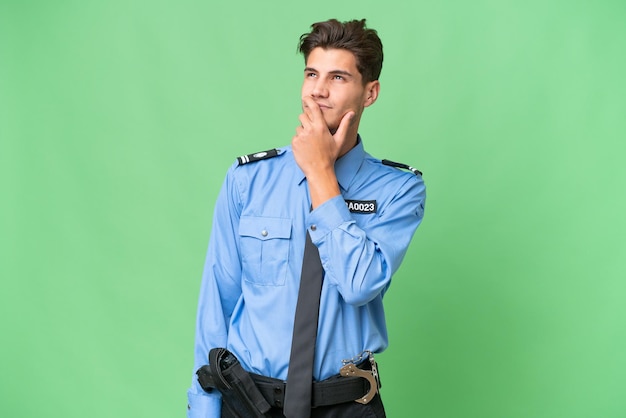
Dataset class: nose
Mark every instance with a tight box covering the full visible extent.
[311,78,329,98]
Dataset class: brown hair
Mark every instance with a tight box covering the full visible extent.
[298,19,383,84]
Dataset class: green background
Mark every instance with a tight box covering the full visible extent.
[1,0,625,417]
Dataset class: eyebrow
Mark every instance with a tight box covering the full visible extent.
[304,67,354,78]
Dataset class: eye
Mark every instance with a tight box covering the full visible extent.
[305,72,317,78]
[333,75,344,80]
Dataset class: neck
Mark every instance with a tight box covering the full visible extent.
[337,132,359,159]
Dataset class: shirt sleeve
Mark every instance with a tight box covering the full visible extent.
[187,164,243,418]
[307,175,426,306]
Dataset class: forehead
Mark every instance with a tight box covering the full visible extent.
[305,47,359,73]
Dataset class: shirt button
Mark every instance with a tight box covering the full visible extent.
[310,225,317,231]
[261,230,268,237]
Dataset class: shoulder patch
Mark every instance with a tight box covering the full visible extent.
[381,159,423,176]
[237,149,280,165]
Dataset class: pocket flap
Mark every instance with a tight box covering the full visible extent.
[239,216,292,241]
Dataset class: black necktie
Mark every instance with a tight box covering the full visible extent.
[283,230,324,418]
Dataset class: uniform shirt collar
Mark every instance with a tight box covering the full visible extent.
[297,135,365,192]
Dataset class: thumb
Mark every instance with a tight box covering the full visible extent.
[333,111,355,143]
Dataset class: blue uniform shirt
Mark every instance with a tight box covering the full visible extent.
[187,138,426,417]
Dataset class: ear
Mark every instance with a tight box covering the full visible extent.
[363,80,380,108]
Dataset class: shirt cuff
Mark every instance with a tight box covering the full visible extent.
[307,195,351,242]
[187,387,221,418]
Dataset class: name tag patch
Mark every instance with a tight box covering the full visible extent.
[345,200,377,214]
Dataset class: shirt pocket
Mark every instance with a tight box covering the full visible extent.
[239,216,292,286]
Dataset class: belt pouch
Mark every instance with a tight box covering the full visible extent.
[205,348,271,418]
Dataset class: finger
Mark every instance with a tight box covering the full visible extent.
[332,111,355,143]
[301,96,324,124]
[298,113,310,129]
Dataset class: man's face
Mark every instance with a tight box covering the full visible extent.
[301,47,378,133]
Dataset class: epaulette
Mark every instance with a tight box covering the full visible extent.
[381,159,423,176]
[237,149,280,165]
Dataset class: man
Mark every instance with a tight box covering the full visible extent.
[188,19,426,418]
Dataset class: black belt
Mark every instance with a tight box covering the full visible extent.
[250,360,375,409]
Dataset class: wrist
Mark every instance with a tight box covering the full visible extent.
[306,169,340,209]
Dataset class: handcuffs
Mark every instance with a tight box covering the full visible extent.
[339,350,381,404]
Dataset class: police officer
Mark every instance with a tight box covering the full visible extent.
[187,18,426,418]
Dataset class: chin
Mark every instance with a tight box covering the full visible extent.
[324,119,340,133]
